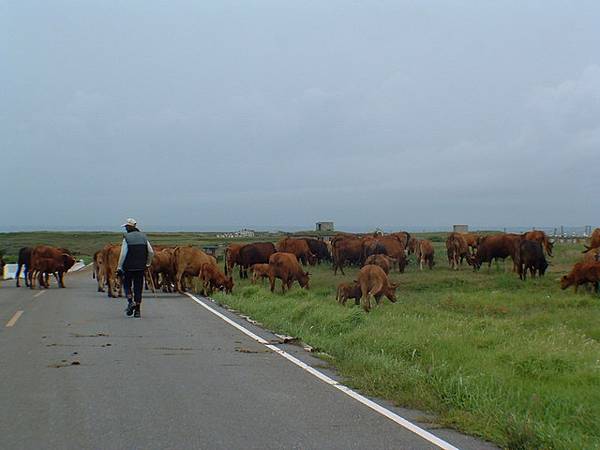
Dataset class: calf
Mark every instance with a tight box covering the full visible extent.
[560,261,600,293]
[200,263,233,294]
[250,263,270,285]
[364,254,394,275]
[414,239,435,270]
[357,264,398,312]
[336,281,361,306]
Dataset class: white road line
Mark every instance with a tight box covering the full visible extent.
[5,310,24,328]
[185,293,460,450]
[33,291,46,299]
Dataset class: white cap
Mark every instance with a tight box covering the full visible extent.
[122,218,137,227]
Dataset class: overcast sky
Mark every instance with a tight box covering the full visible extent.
[2,1,599,232]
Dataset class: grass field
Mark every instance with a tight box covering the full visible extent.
[1,232,598,449]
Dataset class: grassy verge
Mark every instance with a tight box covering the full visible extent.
[211,242,600,449]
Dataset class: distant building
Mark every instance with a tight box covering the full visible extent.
[453,224,469,233]
[316,221,334,232]
[238,228,255,238]
[216,228,256,238]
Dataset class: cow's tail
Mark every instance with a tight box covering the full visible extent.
[224,247,229,275]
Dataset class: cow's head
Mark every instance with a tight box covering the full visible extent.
[62,254,76,271]
[299,271,310,289]
[559,274,572,290]
[385,282,398,302]
[546,240,554,257]
[308,252,318,266]
[471,254,482,271]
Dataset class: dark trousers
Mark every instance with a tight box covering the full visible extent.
[123,270,144,304]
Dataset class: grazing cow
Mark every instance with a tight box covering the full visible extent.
[364,254,395,275]
[29,246,76,289]
[268,252,310,293]
[238,242,277,279]
[92,250,105,292]
[250,263,270,284]
[199,263,233,295]
[378,236,408,272]
[582,247,600,263]
[560,261,600,293]
[304,238,331,264]
[224,243,244,277]
[357,264,398,312]
[523,230,553,257]
[15,247,32,287]
[445,233,472,270]
[332,237,363,275]
[150,248,176,292]
[276,238,317,266]
[336,281,361,306]
[173,246,217,293]
[517,240,548,280]
[583,228,600,253]
[390,231,411,248]
[414,239,435,270]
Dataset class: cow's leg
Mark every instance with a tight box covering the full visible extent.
[15,264,22,287]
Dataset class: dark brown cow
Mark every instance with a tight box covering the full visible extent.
[173,246,217,292]
[583,228,600,253]
[277,238,316,266]
[238,242,277,279]
[517,240,548,280]
[304,238,331,264]
[224,243,244,277]
[560,261,600,293]
[445,233,472,270]
[268,252,310,293]
[336,281,361,306]
[364,254,394,275]
[29,245,76,289]
[15,247,32,287]
[200,263,233,295]
[472,234,520,271]
[357,264,398,312]
[250,263,270,284]
[522,230,553,257]
[332,237,363,275]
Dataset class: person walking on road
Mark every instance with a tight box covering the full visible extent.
[117,218,154,318]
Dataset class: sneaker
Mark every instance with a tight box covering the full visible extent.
[125,301,134,317]
[133,304,141,318]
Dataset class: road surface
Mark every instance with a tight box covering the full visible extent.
[0,269,497,449]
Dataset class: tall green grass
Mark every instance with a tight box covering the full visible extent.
[212,242,600,449]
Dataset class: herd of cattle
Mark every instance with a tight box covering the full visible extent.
[4,228,600,312]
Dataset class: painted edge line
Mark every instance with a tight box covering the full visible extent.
[33,291,46,299]
[185,293,460,450]
[5,310,24,327]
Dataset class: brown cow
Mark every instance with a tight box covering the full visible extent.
[277,238,316,266]
[332,237,363,275]
[414,239,435,270]
[364,254,395,275]
[445,233,472,270]
[582,247,600,263]
[238,242,277,279]
[357,264,398,312]
[472,234,519,271]
[102,244,122,297]
[523,230,553,256]
[92,250,105,292]
[199,263,233,295]
[460,233,480,255]
[583,228,600,253]
[173,246,216,292]
[560,261,600,293]
[29,245,76,289]
[250,263,270,284]
[390,231,411,248]
[224,243,244,277]
[268,252,310,293]
[377,236,408,272]
[150,248,176,292]
[304,238,331,263]
[336,281,361,306]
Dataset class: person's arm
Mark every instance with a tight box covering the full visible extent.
[117,239,128,271]
[146,241,154,267]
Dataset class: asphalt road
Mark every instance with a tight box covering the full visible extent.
[0,269,497,450]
